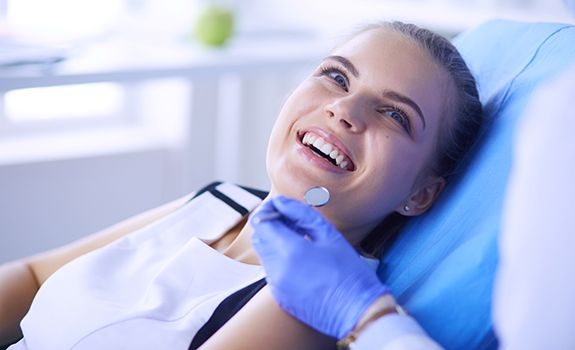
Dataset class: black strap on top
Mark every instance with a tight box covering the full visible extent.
[187,182,268,349]
[188,278,267,349]
[190,181,268,202]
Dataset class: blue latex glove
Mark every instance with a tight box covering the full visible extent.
[251,196,389,339]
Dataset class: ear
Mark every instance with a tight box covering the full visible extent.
[396,176,446,216]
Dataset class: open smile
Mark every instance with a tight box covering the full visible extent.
[297,129,356,171]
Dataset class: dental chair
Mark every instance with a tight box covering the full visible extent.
[378,19,575,349]
[3,19,574,350]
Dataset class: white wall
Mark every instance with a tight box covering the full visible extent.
[0,71,308,263]
[0,149,181,262]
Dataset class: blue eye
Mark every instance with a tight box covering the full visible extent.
[330,71,348,89]
[381,107,412,134]
[320,66,349,91]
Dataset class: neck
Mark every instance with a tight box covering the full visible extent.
[264,188,375,249]
[218,194,275,265]
[217,218,258,265]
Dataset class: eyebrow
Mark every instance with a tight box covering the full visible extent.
[325,55,426,130]
[325,55,360,78]
[382,90,426,130]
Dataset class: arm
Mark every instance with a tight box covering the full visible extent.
[199,286,336,350]
[26,193,192,284]
[0,192,192,345]
[249,197,443,349]
[350,295,442,350]
[0,262,39,346]
[197,286,439,350]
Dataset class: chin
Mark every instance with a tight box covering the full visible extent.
[269,178,307,202]
[267,159,307,199]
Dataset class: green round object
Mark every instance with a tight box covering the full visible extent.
[194,6,235,47]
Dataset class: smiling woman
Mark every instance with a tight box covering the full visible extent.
[266,22,480,251]
[267,32,446,245]
[0,21,482,350]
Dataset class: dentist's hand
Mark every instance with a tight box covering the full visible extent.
[251,196,389,339]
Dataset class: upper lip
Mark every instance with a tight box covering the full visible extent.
[297,127,356,171]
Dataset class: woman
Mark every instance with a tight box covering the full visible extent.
[0,21,482,349]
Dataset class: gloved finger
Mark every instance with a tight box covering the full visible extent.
[249,198,280,223]
[251,214,304,265]
[250,197,309,237]
[251,216,309,255]
[249,195,308,227]
[270,196,336,241]
[252,221,312,286]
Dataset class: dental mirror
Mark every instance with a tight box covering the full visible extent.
[304,186,330,207]
[253,186,331,224]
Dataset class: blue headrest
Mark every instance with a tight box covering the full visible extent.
[378,20,575,349]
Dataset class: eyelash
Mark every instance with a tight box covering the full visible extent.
[319,65,349,91]
[318,64,412,135]
[378,106,412,134]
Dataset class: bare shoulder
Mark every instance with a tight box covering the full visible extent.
[27,192,194,285]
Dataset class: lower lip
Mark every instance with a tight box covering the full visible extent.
[295,139,348,174]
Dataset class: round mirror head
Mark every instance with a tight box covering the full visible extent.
[304,186,330,207]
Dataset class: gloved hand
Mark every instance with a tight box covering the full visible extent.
[250,196,389,339]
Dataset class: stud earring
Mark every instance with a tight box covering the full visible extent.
[404,205,410,212]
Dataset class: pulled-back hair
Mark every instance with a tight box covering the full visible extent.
[357,21,484,257]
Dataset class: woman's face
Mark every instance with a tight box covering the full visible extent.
[266,28,452,243]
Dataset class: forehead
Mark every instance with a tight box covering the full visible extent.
[332,28,448,92]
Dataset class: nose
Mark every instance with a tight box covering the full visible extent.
[323,95,367,133]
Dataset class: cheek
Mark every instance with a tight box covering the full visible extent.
[281,80,323,119]
[364,136,425,200]
[362,169,410,213]
[372,133,423,175]
[266,80,324,159]
[265,82,313,180]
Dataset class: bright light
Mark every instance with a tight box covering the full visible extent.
[7,0,124,40]
[5,83,124,122]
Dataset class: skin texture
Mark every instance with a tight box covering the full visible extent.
[0,28,454,349]
[200,29,454,349]
[266,28,448,245]
[221,28,451,266]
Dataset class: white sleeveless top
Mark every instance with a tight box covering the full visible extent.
[11,182,265,350]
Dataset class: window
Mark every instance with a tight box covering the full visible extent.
[6,0,123,41]
[1,0,127,130]
[5,83,124,123]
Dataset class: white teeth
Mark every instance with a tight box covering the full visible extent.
[320,143,333,155]
[301,132,352,169]
[303,133,316,145]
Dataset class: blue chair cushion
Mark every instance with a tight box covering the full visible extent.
[378,20,575,349]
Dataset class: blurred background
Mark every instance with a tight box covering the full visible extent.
[0,0,572,263]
